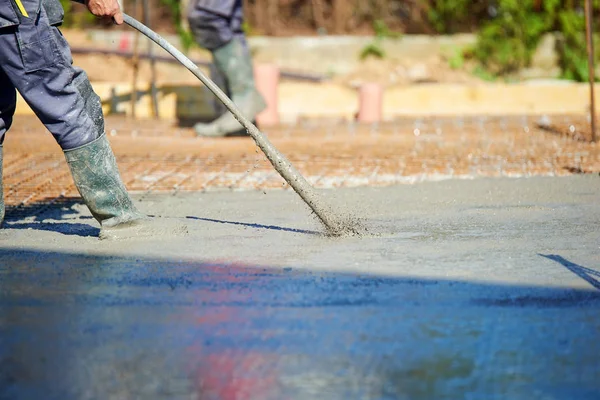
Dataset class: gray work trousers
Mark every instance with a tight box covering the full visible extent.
[187,0,245,50]
[0,8,104,150]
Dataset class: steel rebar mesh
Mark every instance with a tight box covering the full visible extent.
[3,114,599,220]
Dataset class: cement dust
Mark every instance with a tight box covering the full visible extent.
[321,217,406,239]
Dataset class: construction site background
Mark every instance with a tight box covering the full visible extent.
[4,0,600,215]
[61,0,600,83]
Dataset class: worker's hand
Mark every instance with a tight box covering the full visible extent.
[85,0,124,25]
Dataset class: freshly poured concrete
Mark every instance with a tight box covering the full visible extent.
[1,176,599,399]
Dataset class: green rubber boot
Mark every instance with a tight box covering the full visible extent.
[64,135,187,240]
[0,146,4,229]
[195,37,266,137]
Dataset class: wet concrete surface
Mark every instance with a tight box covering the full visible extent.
[1,176,599,399]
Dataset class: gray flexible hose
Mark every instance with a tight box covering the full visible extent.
[70,3,349,235]
[121,15,349,235]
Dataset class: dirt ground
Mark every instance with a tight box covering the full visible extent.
[3,114,599,217]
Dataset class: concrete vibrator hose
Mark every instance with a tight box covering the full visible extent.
[71,0,356,236]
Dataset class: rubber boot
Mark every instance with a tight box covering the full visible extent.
[0,146,4,229]
[64,134,187,240]
[195,37,267,137]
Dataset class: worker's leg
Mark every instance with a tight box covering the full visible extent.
[187,0,238,51]
[0,48,18,228]
[0,12,150,238]
[188,0,266,137]
[0,15,102,149]
[0,145,3,228]
[0,66,17,147]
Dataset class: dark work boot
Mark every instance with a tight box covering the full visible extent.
[195,37,267,137]
[64,134,187,240]
[0,146,4,228]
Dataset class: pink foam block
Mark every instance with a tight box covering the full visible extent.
[118,32,132,53]
[357,83,383,123]
[254,64,280,127]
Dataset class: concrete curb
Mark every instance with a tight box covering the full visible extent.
[16,81,596,123]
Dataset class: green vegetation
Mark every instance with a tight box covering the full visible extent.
[556,8,600,81]
[473,0,553,75]
[56,0,599,82]
[158,0,195,52]
[59,0,95,28]
[359,43,386,60]
[359,19,401,61]
[471,65,497,82]
[447,48,465,70]
[470,0,600,81]
[241,21,257,37]
[427,0,472,34]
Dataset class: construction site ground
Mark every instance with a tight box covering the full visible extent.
[1,114,599,399]
[3,114,599,212]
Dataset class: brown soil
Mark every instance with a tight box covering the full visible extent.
[3,115,599,210]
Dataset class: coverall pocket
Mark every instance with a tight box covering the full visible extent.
[18,37,58,73]
[16,12,59,73]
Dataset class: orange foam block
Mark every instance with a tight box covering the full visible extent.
[118,32,132,53]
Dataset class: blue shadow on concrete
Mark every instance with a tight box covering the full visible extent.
[1,249,599,400]
[2,222,100,237]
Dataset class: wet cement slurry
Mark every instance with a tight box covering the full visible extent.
[1,176,600,399]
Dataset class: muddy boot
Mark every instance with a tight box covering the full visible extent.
[0,146,4,228]
[64,135,187,240]
[195,37,267,137]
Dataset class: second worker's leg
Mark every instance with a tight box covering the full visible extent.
[188,0,266,137]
